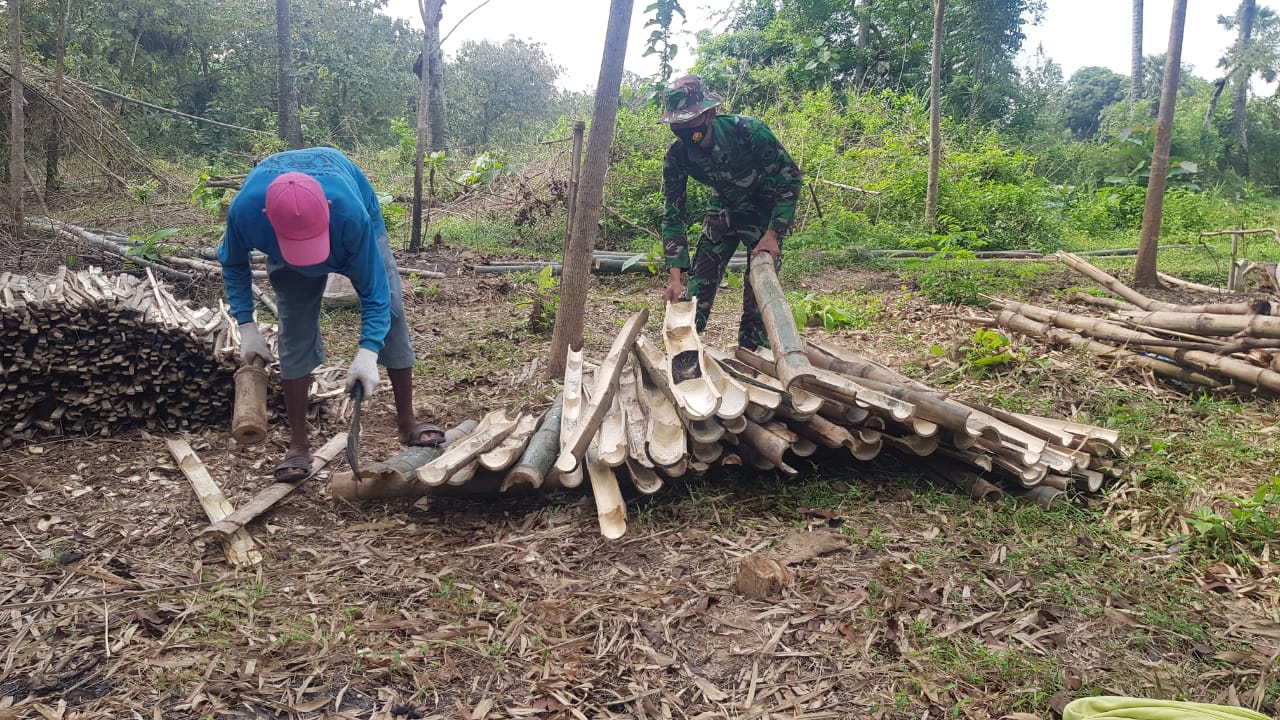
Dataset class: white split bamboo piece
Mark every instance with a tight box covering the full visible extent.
[618,366,654,468]
[662,300,722,420]
[625,458,664,494]
[559,348,589,488]
[597,393,628,467]
[746,403,776,424]
[687,417,726,444]
[703,350,749,421]
[416,410,519,486]
[446,460,481,486]
[691,440,724,463]
[556,310,649,474]
[166,438,263,567]
[586,439,627,539]
[479,413,539,471]
[634,354,688,468]
[658,457,688,478]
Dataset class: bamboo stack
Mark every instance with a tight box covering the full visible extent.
[341,323,1123,534]
[981,252,1280,397]
[0,266,343,446]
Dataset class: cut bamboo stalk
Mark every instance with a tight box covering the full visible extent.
[230,358,269,446]
[998,300,1280,393]
[201,433,346,540]
[586,440,627,539]
[658,457,688,478]
[691,440,724,463]
[662,300,721,420]
[748,253,817,389]
[329,423,474,499]
[625,458,663,494]
[1107,308,1280,338]
[1015,484,1066,509]
[937,446,994,472]
[708,346,823,419]
[923,458,1002,502]
[596,393,628,467]
[167,438,262,566]
[618,366,653,468]
[417,410,519,486]
[633,345,687,468]
[721,415,748,435]
[703,350,750,420]
[1157,272,1226,294]
[790,437,819,458]
[1073,469,1105,492]
[805,340,941,396]
[801,368,915,421]
[783,412,855,451]
[446,460,481,486]
[990,310,1229,389]
[818,398,869,425]
[719,453,742,466]
[686,417,725,444]
[559,348,589,481]
[882,433,938,456]
[1068,292,1140,312]
[555,310,649,474]
[746,403,776,424]
[1040,474,1070,491]
[480,412,539,472]
[1056,251,1271,315]
[739,419,793,469]
[504,398,563,491]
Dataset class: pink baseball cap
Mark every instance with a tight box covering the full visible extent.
[264,172,331,267]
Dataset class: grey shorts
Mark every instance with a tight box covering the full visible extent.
[267,232,415,380]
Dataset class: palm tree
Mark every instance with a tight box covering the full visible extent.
[1131,0,1143,99]
[1229,0,1258,176]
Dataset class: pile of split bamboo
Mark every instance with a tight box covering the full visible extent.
[0,266,241,445]
[333,257,1122,538]
[983,252,1280,396]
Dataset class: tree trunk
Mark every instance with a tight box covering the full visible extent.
[9,0,24,241]
[410,0,444,253]
[275,0,303,149]
[1134,0,1188,288]
[426,2,447,152]
[1131,0,1143,100]
[924,0,945,229]
[855,0,872,90]
[1229,0,1257,177]
[44,0,67,194]
[547,0,633,378]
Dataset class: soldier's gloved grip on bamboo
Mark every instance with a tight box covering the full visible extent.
[345,348,379,398]
[238,321,275,365]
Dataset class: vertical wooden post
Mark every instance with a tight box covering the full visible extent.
[565,120,586,251]
[924,0,945,229]
[8,0,24,242]
[1229,230,1242,291]
[547,0,634,379]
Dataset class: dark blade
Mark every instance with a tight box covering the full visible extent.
[346,384,364,478]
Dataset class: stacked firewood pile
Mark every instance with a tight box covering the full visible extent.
[983,252,1280,396]
[333,259,1123,538]
[0,266,343,447]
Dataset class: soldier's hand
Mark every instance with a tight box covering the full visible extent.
[663,269,685,304]
[752,230,781,260]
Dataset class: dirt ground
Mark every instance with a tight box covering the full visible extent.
[1,254,1278,720]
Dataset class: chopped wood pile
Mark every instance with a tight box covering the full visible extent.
[0,267,342,447]
[335,269,1123,539]
[982,252,1280,397]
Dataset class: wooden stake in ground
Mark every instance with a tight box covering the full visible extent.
[546,0,634,378]
[166,438,263,566]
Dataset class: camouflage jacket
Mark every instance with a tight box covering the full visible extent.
[661,114,803,270]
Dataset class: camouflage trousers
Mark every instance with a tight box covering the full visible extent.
[686,209,783,350]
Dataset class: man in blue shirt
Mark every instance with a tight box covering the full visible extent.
[218,147,442,482]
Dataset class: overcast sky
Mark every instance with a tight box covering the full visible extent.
[381,0,1259,93]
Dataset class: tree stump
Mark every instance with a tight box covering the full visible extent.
[734,554,791,599]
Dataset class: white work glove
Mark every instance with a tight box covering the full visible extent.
[345,348,379,398]
[238,322,274,365]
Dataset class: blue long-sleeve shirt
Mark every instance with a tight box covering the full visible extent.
[217,147,392,353]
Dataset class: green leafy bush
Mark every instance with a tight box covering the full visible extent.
[909,255,1055,306]
[1189,477,1280,570]
[787,291,881,331]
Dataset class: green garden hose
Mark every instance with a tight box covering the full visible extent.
[1063,696,1272,720]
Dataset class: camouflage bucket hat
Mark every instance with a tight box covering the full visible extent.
[659,75,723,124]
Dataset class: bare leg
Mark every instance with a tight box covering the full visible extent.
[389,367,442,444]
[282,375,312,459]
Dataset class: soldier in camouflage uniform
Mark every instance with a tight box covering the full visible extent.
[659,75,803,350]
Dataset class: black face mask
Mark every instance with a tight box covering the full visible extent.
[673,117,710,146]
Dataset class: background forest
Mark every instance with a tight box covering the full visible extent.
[2,0,1279,264]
